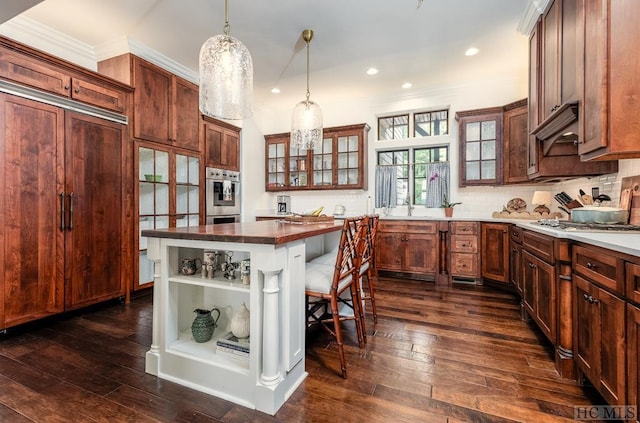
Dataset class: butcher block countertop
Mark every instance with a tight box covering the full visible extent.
[141,220,343,245]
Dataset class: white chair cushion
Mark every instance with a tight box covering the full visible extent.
[359,261,369,276]
[308,244,339,266]
[305,262,353,295]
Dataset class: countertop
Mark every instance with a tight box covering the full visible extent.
[142,220,342,245]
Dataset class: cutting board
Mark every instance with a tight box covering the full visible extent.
[620,175,640,225]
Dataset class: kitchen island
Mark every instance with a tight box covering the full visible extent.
[141,220,342,415]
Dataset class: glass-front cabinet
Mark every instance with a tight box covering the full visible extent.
[136,144,201,290]
[456,109,503,186]
[265,123,369,191]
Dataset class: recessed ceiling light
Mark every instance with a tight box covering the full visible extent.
[271,87,281,94]
[366,67,379,75]
[465,47,479,57]
[402,82,412,89]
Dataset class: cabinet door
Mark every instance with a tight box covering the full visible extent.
[375,232,404,272]
[133,58,172,144]
[266,137,286,190]
[528,20,541,176]
[65,112,125,309]
[481,223,509,283]
[405,233,437,274]
[0,94,65,328]
[534,256,556,343]
[289,142,310,188]
[71,76,127,113]
[522,250,537,315]
[336,132,362,187]
[541,0,561,120]
[502,103,529,184]
[596,285,626,405]
[574,274,600,384]
[459,113,502,186]
[311,135,333,187]
[173,78,200,151]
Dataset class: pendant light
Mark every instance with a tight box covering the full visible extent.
[199,0,253,120]
[291,29,323,150]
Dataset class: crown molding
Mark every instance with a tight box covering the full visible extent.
[0,15,97,70]
[517,0,550,35]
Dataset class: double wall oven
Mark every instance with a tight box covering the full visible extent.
[206,167,240,224]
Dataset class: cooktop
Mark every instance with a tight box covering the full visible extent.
[535,218,640,232]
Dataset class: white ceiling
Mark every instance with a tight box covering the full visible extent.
[1,0,529,111]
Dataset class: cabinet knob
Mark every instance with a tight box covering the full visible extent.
[583,293,589,301]
[74,88,80,93]
[586,262,596,270]
[64,85,70,90]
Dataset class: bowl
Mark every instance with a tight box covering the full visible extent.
[144,174,162,182]
[571,206,628,224]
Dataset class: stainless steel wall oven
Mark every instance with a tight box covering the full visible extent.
[206,167,240,221]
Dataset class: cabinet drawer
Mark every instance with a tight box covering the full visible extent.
[450,221,478,235]
[379,220,437,234]
[510,225,523,244]
[573,244,624,295]
[0,48,71,97]
[627,262,640,305]
[523,230,556,264]
[450,235,477,253]
[450,253,478,276]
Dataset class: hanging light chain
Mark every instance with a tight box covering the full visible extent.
[305,38,311,102]
[223,0,231,35]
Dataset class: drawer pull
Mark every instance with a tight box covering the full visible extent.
[583,293,589,301]
[586,262,596,270]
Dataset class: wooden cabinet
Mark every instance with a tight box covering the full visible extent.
[98,54,200,151]
[202,116,240,171]
[0,93,131,327]
[265,123,369,191]
[579,0,640,160]
[449,222,479,281]
[572,244,627,405]
[456,108,502,186]
[509,226,523,295]
[481,222,509,283]
[522,231,557,343]
[376,220,438,275]
[0,44,127,113]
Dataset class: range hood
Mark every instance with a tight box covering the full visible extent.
[531,101,579,156]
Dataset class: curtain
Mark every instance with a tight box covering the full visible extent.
[375,166,397,208]
[425,162,450,208]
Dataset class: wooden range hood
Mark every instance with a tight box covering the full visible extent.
[531,101,579,156]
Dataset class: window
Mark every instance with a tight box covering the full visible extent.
[377,147,448,207]
[378,115,409,140]
[414,110,448,137]
[378,109,448,140]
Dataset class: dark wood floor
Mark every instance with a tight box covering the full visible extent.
[0,277,603,422]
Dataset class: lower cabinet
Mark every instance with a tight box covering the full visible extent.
[376,220,438,275]
[449,221,480,281]
[0,93,129,328]
[481,222,510,283]
[574,274,626,405]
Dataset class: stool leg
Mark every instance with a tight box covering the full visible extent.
[366,268,378,323]
[330,294,348,378]
[351,277,366,346]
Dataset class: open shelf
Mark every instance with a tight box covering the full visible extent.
[168,330,250,372]
[168,273,249,292]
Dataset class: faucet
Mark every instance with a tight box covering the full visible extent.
[407,193,414,216]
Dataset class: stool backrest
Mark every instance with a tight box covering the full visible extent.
[332,216,369,291]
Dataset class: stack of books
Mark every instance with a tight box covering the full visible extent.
[216,332,250,361]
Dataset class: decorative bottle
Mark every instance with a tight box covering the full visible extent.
[230,302,250,339]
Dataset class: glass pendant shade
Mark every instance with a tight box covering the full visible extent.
[291,99,323,150]
[199,33,253,120]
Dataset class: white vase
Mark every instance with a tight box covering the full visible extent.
[230,302,250,339]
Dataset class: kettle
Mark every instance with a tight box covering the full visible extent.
[333,205,346,216]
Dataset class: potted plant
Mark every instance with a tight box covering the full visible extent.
[441,194,461,217]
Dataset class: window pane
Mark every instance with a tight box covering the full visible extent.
[466,162,480,180]
[482,160,496,179]
[414,110,448,137]
[466,122,480,141]
[481,140,496,160]
[481,121,496,140]
[378,114,408,140]
[466,141,480,161]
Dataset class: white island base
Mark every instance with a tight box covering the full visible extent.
[142,221,341,415]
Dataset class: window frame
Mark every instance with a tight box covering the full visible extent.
[377,108,449,141]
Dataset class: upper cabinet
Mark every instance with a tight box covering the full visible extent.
[98,54,200,151]
[527,1,618,179]
[202,116,241,171]
[579,0,640,160]
[265,123,369,191]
